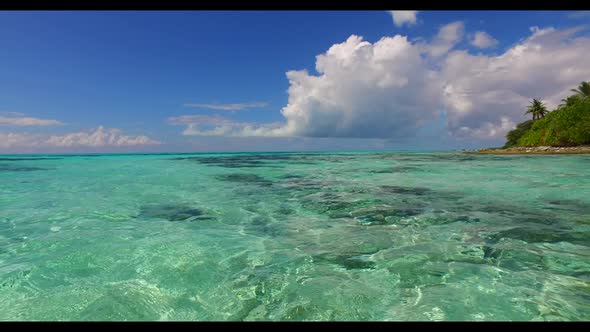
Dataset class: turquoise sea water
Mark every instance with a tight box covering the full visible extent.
[0,151,589,321]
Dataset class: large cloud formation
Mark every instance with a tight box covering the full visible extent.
[176,24,590,142]
[0,126,160,150]
[442,26,590,139]
[277,34,441,138]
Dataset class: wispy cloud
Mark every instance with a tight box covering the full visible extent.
[168,114,236,126]
[168,114,282,137]
[183,101,269,111]
[0,111,25,117]
[568,11,590,19]
[0,115,63,126]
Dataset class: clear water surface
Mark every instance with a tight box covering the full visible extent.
[0,151,589,321]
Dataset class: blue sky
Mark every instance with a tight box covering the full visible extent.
[1,10,589,153]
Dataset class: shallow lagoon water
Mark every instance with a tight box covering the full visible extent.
[0,151,589,321]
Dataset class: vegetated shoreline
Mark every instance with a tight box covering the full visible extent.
[467,81,590,155]
[465,146,590,155]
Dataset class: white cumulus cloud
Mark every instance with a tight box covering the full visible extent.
[276,24,590,141]
[0,126,160,150]
[274,34,441,138]
[45,126,160,147]
[470,31,499,49]
[0,133,39,149]
[170,24,590,143]
[388,11,418,27]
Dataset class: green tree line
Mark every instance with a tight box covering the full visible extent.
[504,81,590,148]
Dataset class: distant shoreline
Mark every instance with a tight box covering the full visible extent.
[465,146,590,155]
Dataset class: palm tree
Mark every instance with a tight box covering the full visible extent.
[559,95,581,108]
[570,81,590,99]
[525,98,548,120]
